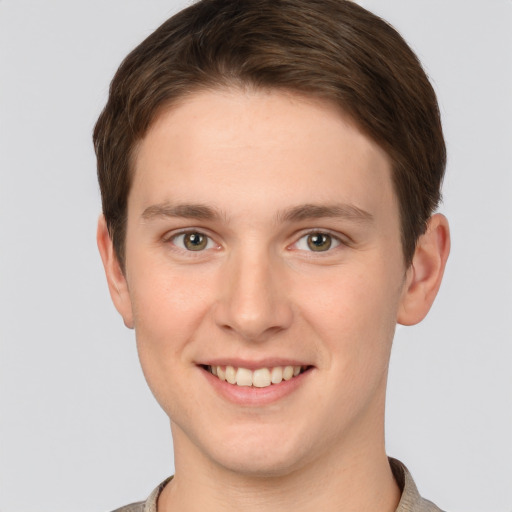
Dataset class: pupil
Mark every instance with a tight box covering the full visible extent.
[308,233,331,251]
[185,233,206,250]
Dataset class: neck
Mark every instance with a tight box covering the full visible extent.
[158,420,400,512]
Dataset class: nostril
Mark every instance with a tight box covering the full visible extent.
[211,274,294,342]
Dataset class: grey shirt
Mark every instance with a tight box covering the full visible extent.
[111,458,444,512]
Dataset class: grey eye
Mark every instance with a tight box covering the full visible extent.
[295,232,341,252]
[172,232,214,251]
[307,233,332,251]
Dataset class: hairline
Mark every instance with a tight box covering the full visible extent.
[115,82,410,271]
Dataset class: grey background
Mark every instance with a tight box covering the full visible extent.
[0,1,510,511]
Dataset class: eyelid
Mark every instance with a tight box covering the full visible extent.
[290,229,348,253]
[163,228,221,252]
[162,227,349,253]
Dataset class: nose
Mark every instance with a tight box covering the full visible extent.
[213,248,294,342]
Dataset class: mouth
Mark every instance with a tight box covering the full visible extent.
[201,364,311,388]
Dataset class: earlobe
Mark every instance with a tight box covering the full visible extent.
[96,215,134,329]
[397,213,450,326]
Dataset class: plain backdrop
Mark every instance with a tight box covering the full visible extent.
[0,1,511,511]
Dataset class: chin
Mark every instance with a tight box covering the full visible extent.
[211,446,306,478]
[199,424,317,478]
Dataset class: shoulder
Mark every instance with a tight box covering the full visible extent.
[107,476,172,512]
[109,503,145,512]
[390,458,445,512]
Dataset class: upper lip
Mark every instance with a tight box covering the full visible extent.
[197,358,311,370]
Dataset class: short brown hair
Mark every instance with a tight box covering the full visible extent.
[94,0,446,268]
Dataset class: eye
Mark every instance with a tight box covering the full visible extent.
[171,231,216,251]
[295,232,341,252]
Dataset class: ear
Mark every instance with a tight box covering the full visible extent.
[397,213,450,326]
[96,215,134,329]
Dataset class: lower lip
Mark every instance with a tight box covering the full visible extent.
[200,367,311,406]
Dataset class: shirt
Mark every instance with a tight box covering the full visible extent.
[110,458,444,512]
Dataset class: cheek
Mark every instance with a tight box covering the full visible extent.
[126,262,214,390]
[128,272,208,421]
[295,261,401,369]
[129,258,213,335]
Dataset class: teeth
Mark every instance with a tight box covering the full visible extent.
[283,366,294,381]
[226,365,237,384]
[252,368,271,388]
[208,365,305,388]
[236,367,253,387]
[271,366,283,384]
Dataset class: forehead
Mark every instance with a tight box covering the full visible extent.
[129,88,398,227]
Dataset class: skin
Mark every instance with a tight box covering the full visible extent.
[98,88,450,512]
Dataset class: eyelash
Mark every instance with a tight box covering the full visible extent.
[165,230,218,252]
[291,230,345,254]
[163,229,347,255]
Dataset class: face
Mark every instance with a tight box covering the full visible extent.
[114,89,412,477]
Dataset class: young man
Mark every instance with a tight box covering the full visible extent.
[94,1,450,511]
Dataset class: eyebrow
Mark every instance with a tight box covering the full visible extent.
[140,202,373,224]
[276,204,373,224]
[141,203,222,221]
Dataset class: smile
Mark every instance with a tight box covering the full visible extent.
[206,365,309,388]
